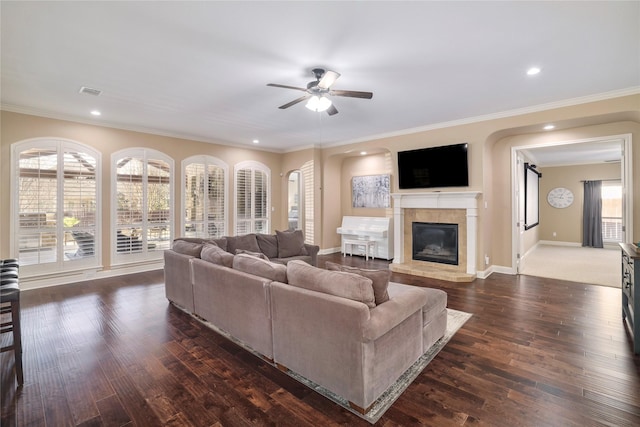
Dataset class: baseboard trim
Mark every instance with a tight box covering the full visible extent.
[537,240,619,250]
[319,247,341,255]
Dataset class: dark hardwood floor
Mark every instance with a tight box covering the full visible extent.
[2,253,639,426]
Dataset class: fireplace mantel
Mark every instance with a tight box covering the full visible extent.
[391,191,481,281]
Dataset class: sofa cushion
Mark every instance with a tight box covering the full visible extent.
[276,229,308,258]
[256,233,279,259]
[235,249,269,260]
[271,255,312,266]
[226,234,260,254]
[201,243,234,267]
[209,237,228,252]
[286,260,375,308]
[172,240,204,257]
[233,253,287,283]
[325,261,390,305]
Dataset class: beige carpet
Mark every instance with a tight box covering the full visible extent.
[520,244,620,288]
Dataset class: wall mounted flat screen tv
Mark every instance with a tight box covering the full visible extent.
[398,143,469,189]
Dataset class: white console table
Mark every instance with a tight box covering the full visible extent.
[337,216,393,260]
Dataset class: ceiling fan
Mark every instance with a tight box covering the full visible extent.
[267,68,373,116]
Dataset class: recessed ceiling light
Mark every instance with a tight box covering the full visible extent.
[543,124,555,130]
[90,110,101,116]
[527,67,541,76]
[360,151,367,155]
[252,139,259,144]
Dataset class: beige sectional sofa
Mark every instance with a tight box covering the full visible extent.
[164,234,447,413]
[164,230,318,312]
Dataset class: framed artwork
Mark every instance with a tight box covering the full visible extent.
[352,174,390,208]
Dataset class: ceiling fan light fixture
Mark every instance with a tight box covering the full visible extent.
[305,95,332,112]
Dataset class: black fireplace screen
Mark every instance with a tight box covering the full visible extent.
[412,222,458,265]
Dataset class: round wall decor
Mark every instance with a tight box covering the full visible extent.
[547,187,574,208]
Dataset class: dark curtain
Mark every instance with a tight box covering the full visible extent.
[582,180,603,248]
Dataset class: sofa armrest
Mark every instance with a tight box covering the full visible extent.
[163,249,196,312]
[303,243,320,266]
[363,287,428,342]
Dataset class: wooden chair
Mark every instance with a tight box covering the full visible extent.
[1,258,23,386]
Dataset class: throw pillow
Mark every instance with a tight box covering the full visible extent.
[226,234,261,254]
[256,234,278,259]
[233,253,287,283]
[235,249,269,260]
[325,261,390,305]
[276,229,308,258]
[286,260,375,308]
[201,243,234,267]
[172,240,204,257]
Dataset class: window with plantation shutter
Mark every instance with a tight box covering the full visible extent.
[234,161,270,235]
[183,156,228,238]
[300,160,315,244]
[12,139,101,274]
[113,148,173,261]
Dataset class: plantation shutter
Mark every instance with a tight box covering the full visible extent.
[63,148,97,260]
[17,148,58,265]
[254,170,268,233]
[236,168,252,235]
[234,163,269,235]
[185,162,206,236]
[147,158,171,251]
[207,165,225,237]
[184,160,226,238]
[116,156,145,253]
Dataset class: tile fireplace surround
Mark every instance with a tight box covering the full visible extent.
[390,192,481,282]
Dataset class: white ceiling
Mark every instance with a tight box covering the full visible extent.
[520,139,624,168]
[2,1,639,153]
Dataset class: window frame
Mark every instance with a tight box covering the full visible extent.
[234,161,270,235]
[181,155,229,238]
[11,138,102,275]
[111,148,174,264]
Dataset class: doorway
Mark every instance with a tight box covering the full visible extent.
[512,134,633,283]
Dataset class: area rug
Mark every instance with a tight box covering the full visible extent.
[195,308,472,424]
[286,308,472,424]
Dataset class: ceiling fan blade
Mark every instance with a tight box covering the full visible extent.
[330,89,373,99]
[278,95,310,109]
[317,70,340,89]
[327,104,339,116]
[267,83,307,92]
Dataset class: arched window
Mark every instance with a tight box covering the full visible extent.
[112,148,173,262]
[12,138,101,274]
[234,161,270,235]
[182,155,228,238]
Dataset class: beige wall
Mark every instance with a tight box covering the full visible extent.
[1,111,283,266]
[340,153,393,219]
[2,93,639,275]
[538,162,621,244]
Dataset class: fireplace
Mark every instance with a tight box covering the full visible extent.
[390,191,481,282]
[412,222,458,265]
